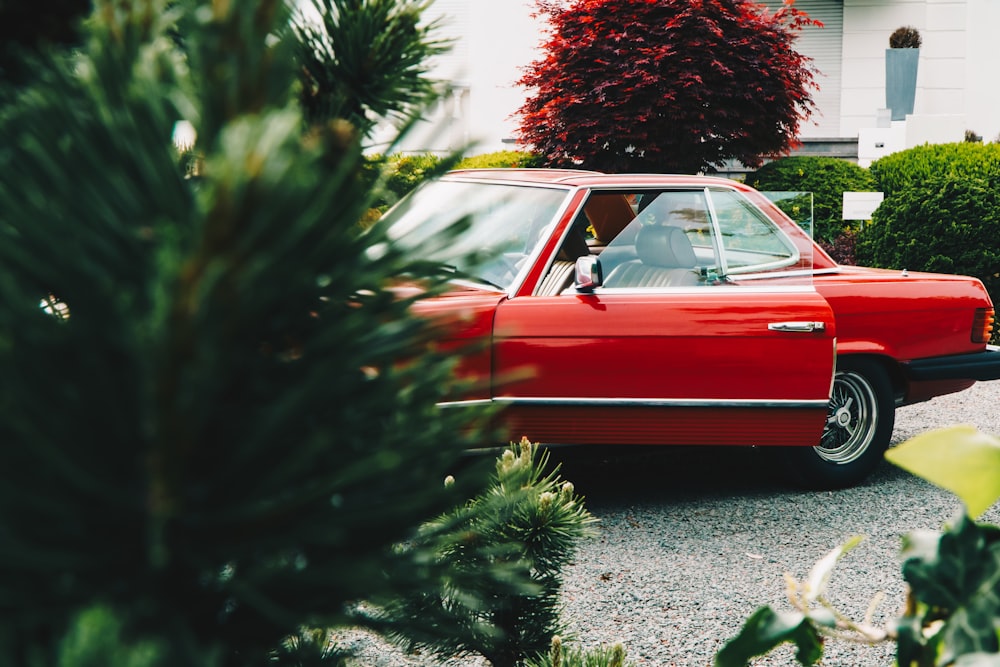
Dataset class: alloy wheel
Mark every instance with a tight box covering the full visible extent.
[817,370,879,464]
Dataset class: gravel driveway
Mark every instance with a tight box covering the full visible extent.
[345,379,1000,667]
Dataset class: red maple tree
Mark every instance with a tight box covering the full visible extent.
[515,0,821,174]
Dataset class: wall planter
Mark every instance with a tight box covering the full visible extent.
[885,26,921,121]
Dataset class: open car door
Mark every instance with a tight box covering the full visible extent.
[491,186,836,450]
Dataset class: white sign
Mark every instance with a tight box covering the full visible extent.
[842,192,885,220]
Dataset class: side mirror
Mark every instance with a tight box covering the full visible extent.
[574,255,603,292]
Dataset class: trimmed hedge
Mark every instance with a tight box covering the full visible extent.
[856,174,1000,327]
[455,150,545,170]
[869,142,1000,197]
[363,152,447,214]
[861,143,1000,342]
[745,156,877,246]
[366,150,544,215]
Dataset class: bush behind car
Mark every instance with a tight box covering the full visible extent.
[858,147,1000,342]
[868,141,1000,197]
[746,155,877,264]
[366,150,544,215]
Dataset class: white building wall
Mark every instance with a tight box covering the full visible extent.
[965,0,1000,141]
[465,1,546,151]
[375,0,543,154]
[380,0,998,155]
[840,0,927,136]
[842,0,998,143]
[920,0,965,117]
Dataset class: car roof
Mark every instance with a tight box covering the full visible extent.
[442,168,748,190]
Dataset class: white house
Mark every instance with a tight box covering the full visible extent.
[378,0,1000,167]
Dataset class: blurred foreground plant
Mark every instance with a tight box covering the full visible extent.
[291,0,448,137]
[716,426,1000,666]
[0,1,503,665]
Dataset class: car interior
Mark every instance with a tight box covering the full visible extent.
[534,188,800,295]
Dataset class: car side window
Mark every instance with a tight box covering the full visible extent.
[594,188,800,286]
[710,189,798,274]
[538,186,802,294]
[599,191,706,289]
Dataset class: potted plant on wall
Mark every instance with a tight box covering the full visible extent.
[886,25,921,121]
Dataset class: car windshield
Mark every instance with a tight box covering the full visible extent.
[382,179,569,290]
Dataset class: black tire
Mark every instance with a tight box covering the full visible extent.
[782,358,895,490]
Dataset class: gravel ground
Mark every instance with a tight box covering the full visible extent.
[342,379,1000,666]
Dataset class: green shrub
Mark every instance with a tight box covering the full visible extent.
[378,438,598,667]
[868,142,1000,197]
[455,150,545,170]
[366,150,545,216]
[57,606,163,667]
[528,636,634,667]
[855,174,1000,324]
[383,152,447,200]
[745,156,876,247]
[364,152,447,214]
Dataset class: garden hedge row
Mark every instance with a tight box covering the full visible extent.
[857,154,1000,323]
[745,155,877,246]
[367,150,543,213]
[749,147,998,337]
[868,142,1000,197]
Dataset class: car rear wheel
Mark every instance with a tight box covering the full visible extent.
[783,358,895,489]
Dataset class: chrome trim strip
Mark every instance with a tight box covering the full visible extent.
[703,187,730,277]
[438,399,494,408]
[734,268,841,281]
[439,397,828,409]
[594,284,819,294]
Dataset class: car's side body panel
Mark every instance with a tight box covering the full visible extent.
[496,404,832,448]
[410,287,506,401]
[493,289,835,400]
[809,266,994,403]
[491,287,836,446]
[812,267,990,360]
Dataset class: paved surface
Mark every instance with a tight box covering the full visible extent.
[344,380,1000,666]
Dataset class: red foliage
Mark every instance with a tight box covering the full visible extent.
[515,0,821,174]
[819,227,858,266]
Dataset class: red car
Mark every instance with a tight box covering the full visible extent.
[384,169,1000,488]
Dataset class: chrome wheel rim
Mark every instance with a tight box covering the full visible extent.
[817,371,878,464]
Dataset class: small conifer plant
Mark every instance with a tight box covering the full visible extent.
[377,438,598,667]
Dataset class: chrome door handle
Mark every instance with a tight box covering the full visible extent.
[768,321,826,332]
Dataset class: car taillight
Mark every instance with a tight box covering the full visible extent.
[973,307,996,344]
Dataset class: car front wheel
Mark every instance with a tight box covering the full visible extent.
[783,358,895,489]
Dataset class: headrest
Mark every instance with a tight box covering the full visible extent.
[635,225,697,268]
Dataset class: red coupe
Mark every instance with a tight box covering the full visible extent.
[383,169,1000,488]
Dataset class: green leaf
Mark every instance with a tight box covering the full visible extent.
[886,426,1000,517]
[900,514,1000,664]
[715,607,824,667]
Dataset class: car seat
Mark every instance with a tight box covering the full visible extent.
[603,225,701,288]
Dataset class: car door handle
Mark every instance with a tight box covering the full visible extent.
[768,321,827,332]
